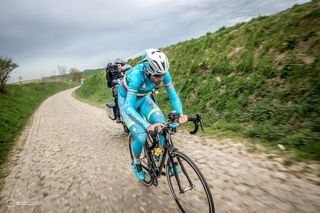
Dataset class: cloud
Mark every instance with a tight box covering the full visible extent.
[0,0,310,81]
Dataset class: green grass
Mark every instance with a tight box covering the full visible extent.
[0,82,77,166]
[75,69,113,107]
[75,0,320,161]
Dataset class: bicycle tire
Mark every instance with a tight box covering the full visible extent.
[128,134,154,186]
[119,112,129,134]
[122,122,129,134]
[166,151,214,213]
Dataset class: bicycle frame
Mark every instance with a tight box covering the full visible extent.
[129,112,214,212]
[144,128,194,192]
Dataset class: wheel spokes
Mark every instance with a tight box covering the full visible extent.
[166,152,214,213]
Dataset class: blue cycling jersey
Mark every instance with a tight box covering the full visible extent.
[118,63,183,129]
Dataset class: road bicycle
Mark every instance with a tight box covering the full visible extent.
[128,111,215,213]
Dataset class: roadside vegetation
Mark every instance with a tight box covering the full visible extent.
[0,57,18,94]
[0,82,77,167]
[74,69,112,107]
[76,0,320,161]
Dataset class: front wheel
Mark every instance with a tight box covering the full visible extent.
[166,151,214,213]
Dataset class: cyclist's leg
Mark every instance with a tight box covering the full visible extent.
[114,97,120,120]
[113,87,120,121]
[140,96,180,173]
[118,95,146,156]
[129,123,147,159]
[139,96,166,147]
[118,95,146,180]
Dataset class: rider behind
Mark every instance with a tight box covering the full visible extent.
[106,58,131,123]
[118,49,188,181]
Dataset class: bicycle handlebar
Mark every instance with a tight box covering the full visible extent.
[187,114,204,134]
[146,113,204,150]
[148,113,204,136]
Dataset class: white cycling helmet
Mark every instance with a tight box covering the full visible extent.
[114,58,125,65]
[141,49,169,76]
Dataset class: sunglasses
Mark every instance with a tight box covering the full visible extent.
[153,74,164,78]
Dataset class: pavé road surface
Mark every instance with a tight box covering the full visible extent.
[0,88,319,212]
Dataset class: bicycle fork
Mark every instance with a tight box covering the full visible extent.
[168,151,195,194]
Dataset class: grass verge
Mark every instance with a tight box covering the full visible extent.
[0,82,77,167]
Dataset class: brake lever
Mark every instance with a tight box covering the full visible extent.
[195,113,205,133]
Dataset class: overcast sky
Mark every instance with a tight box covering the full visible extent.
[0,0,309,81]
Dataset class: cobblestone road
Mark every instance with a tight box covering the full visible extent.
[0,88,319,213]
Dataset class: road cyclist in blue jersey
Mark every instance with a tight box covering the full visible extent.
[118,49,188,181]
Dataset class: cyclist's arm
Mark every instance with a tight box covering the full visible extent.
[163,72,183,115]
[124,75,150,129]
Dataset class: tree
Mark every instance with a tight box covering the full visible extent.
[57,65,67,81]
[57,65,66,75]
[0,57,18,94]
[69,67,82,83]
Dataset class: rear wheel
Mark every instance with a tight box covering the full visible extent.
[166,151,214,213]
[122,122,129,134]
[128,134,154,186]
[119,111,129,134]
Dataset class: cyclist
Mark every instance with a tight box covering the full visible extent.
[118,49,188,181]
[106,58,131,122]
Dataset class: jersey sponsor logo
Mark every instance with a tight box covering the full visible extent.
[128,113,145,127]
[133,131,147,136]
